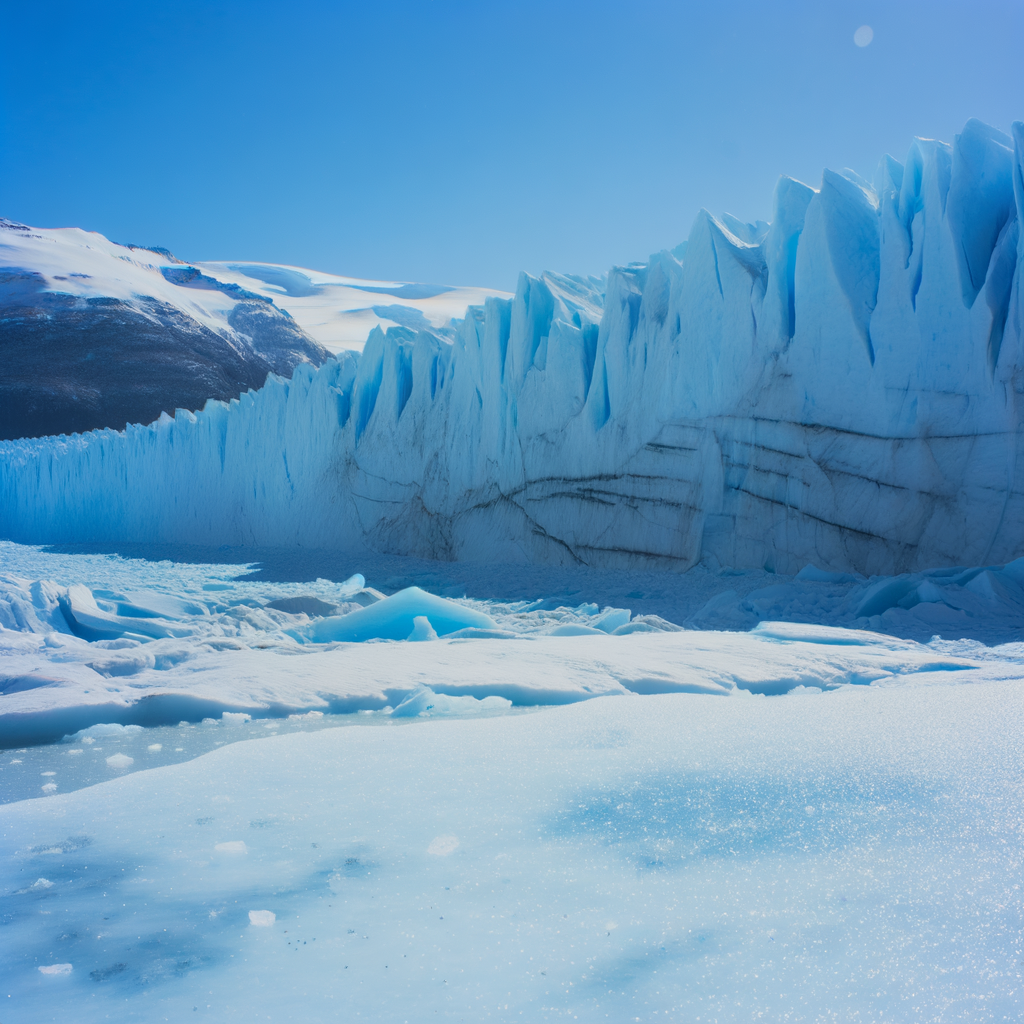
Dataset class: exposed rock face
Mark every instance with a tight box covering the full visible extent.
[0,290,326,439]
[0,222,329,439]
[2,119,1024,576]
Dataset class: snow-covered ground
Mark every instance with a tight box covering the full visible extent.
[2,543,1024,1021]
[4,541,1024,746]
[1,223,260,340]
[3,675,1022,1021]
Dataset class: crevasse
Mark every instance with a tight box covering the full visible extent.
[3,118,1024,576]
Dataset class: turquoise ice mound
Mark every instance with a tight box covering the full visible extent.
[305,586,498,642]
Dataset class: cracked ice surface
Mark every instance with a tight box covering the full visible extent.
[3,542,1024,748]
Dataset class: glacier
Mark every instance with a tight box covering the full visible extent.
[3,118,1024,576]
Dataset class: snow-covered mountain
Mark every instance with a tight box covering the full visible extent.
[197,261,508,354]
[0,221,328,438]
[0,221,507,438]
[2,118,1023,576]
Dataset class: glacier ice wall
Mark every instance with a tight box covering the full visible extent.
[3,118,1024,576]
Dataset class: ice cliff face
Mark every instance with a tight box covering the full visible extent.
[2,118,1023,576]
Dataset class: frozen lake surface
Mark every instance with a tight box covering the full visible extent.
[4,684,1024,1022]
[2,543,1023,1021]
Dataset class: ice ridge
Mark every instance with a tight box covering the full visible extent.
[2,118,1024,576]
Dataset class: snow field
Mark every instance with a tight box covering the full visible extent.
[0,222,506,357]
[199,262,510,353]
[4,683,1023,1022]
[2,545,1023,1020]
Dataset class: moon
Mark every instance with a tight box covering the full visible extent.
[854,25,874,47]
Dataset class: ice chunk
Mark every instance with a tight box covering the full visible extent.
[593,608,631,632]
[105,753,134,769]
[547,623,607,636]
[263,595,340,617]
[426,835,460,856]
[443,627,520,639]
[69,723,144,741]
[856,576,919,618]
[390,686,512,719]
[117,590,209,619]
[38,964,73,976]
[336,573,366,596]
[614,614,683,633]
[61,584,193,641]
[249,910,276,927]
[307,587,496,642]
[751,621,914,648]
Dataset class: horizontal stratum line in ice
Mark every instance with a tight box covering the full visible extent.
[3,118,1024,576]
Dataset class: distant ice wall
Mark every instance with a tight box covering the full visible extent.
[3,118,1024,576]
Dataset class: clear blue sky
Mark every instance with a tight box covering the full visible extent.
[2,1,1021,290]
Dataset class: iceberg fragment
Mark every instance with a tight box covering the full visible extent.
[306,586,496,642]
[390,686,512,718]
